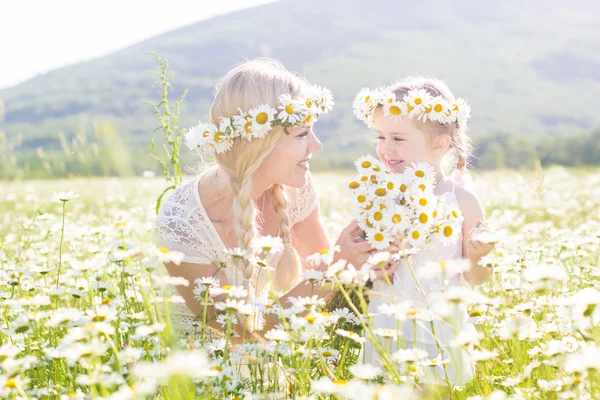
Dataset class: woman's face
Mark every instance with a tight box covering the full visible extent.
[257,124,323,188]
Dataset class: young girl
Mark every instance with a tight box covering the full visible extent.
[353,77,494,388]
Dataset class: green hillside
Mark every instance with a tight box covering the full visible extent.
[1,0,599,170]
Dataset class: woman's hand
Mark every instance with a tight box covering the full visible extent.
[334,220,400,282]
[333,220,374,267]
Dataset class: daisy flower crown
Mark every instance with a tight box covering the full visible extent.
[185,85,334,154]
[353,87,471,129]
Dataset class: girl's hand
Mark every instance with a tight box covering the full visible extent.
[466,219,495,260]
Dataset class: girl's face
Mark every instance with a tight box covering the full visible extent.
[257,123,323,188]
[373,107,439,174]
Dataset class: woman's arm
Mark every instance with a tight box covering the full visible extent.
[455,186,494,286]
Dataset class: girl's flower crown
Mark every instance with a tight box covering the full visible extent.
[185,85,334,154]
[353,87,471,129]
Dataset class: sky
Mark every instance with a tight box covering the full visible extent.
[0,0,278,89]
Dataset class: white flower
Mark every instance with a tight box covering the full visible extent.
[54,191,79,202]
[134,350,218,382]
[404,162,436,182]
[335,329,366,344]
[264,328,291,342]
[392,348,429,364]
[564,343,600,373]
[251,235,283,255]
[497,314,538,341]
[349,363,382,380]
[156,248,185,265]
[418,259,471,280]
[215,299,254,315]
[209,285,248,299]
[522,263,567,289]
[382,100,406,121]
[407,224,427,248]
[366,228,392,251]
[249,104,276,138]
[184,122,216,151]
[302,269,324,284]
[306,246,339,267]
[277,94,308,124]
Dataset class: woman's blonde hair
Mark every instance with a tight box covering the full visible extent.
[210,58,308,296]
[388,77,473,174]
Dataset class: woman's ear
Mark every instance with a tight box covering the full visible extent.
[432,134,452,155]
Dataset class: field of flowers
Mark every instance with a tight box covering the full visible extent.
[0,167,599,399]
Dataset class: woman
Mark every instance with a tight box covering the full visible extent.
[153,58,398,341]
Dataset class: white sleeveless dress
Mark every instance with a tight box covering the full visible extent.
[364,183,476,386]
[152,167,319,337]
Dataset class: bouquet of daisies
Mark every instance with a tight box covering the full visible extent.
[324,155,463,316]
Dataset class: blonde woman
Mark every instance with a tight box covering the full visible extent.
[153,58,398,341]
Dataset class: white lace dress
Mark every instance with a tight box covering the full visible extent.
[152,168,319,337]
[364,184,476,386]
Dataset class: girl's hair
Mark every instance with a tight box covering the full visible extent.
[210,58,306,296]
[388,77,473,174]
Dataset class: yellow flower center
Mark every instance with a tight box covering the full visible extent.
[361,161,372,168]
[333,379,347,385]
[415,170,425,178]
[202,130,210,138]
[305,315,316,324]
[424,104,432,113]
[285,105,294,115]
[375,188,387,196]
[412,231,420,239]
[414,97,423,105]
[444,226,453,237]
[453,104,459,112]
[407,103,414,111]
[357,195,367,203]
[222,285,232,290]
[5,379,16,389]
[373,165,381,172]
[392,214,402,224]
[389,105,401,115]
[303,114,312,124]
[469,310,483,317]
[374,233,384,242]
[452,210,459,218]
[419,213,428,224]
[419,198,427,207]
[434,103,443,112]
[361,175,368,181]
[349,181,360,189]
[365,95,371,103]
[255,112,269,125]
[159,247,169,254]
[323,351,333,357]
[214,132,224,142]
[387,181,395,190]
[319,249,330,255]
[400,184,407,192]
[374,212,383,221]
[408,365,418,373]
[244,121,253,133]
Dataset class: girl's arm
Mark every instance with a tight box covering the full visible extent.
[455,186,494,286]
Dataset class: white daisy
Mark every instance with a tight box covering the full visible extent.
[407,223,428,248]
[232,112,254,140]
[366,228,392,251]
[355,155,384,174]
[453,98,471,126]
[249,104,276,138]
[429,95,450,123]
[382,100,406,121]
[403,88,430,115]
[384,205,410,235]
[184,122,216,151]
[277,94,308,124]
[335,329,366,344]
[405,162,436,182]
